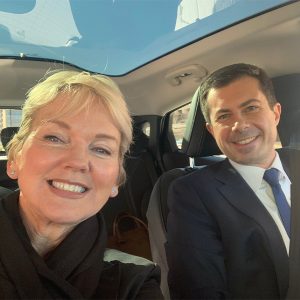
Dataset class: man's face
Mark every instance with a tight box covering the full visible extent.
[206,76,281,168]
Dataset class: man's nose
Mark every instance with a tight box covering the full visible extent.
[64,145,91,172]
[231,117,249,132]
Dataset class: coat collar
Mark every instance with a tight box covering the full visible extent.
[0,191,107,299]
[215,159,289,298]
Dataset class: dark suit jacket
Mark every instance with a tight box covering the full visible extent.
[166,151,291,299]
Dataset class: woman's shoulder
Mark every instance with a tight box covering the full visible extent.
[98,248,163,299]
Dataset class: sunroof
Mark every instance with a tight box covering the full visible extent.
[0,0,289,76]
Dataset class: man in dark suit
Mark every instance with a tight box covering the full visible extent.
[166,63,291,299]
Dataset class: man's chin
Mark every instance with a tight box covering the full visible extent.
[228,152,259,166]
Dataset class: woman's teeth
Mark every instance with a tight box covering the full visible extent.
[51,181,86,193]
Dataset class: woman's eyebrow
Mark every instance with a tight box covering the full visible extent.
[47,119,70,130]
[94,133,119,143]
[48,120,118,143]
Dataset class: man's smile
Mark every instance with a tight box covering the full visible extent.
[233,136,257,145]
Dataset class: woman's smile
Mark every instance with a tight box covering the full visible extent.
[49,180,88,193]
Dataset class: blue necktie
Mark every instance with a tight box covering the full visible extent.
[263,168,290,237]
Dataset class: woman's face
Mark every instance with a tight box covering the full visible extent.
[10,95,121,226]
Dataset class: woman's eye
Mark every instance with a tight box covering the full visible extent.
[92,147,111,156]
[44,135,64,143]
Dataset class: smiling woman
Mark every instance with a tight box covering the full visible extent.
[0,71,163,299]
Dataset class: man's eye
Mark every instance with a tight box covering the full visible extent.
[245,105,259,112]
[216,114,230,121]
[44,135,63,143]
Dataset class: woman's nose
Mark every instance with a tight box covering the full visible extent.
[64,145,91,172]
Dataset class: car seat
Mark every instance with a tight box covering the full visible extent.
[146,87,222,299]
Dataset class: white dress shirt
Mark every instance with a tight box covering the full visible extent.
[229,152,291,254]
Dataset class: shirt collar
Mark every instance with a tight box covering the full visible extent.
[229,151,290,193]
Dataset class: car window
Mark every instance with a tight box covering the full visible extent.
[142,122,150,137]
[0,108,21,152]
[275,136,282,149]
[169,103,191,149]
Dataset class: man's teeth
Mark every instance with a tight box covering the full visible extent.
[236,136,256,145]
[51,181,86,193]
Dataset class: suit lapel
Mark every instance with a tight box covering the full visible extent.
[215,159,288,298]
[277,148,292,177]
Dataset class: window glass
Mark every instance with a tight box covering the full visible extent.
[142,122,150,137]
[275,134,282,149]
[0,0,287,75]
[0,108,22,152]
[170,103,191,149]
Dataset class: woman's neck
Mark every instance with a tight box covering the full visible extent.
[19,201,76,257]
[23,220,73,257]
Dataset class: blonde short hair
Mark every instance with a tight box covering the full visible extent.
[7,70,132,185]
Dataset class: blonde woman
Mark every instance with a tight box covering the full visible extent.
[0,71,163,299]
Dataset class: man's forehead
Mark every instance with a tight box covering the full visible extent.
[207,77,262,102]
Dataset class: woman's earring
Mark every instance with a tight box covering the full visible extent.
[111,186,118,197]
[8,161,17,178]
[9,169,16,179]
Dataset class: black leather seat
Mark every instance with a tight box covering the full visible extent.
[146,88,223,298]
[272,74,300,149]
[102,124,159,234]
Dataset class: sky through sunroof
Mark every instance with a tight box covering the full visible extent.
[0,0,289,75]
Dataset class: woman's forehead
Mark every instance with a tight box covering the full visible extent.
[33,93,107,124]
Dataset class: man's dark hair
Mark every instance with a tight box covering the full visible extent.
[199,63,277,123]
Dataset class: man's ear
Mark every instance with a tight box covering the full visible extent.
[273,102,281,125]
[206,123,214,137]
[7,161,17,179]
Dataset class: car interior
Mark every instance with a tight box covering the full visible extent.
[0,1,300,298]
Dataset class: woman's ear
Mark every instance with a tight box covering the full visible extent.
[7,161,17,179]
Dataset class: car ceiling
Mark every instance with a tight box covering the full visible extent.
[0,1,299,116]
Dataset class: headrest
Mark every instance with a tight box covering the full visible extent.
[272,74,300,148]
[181,88,221,157]
[129,124,150,156]
[1,127,19,149]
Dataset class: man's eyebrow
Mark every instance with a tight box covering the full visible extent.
[239,98,260,108]
[48,120,118,142]
[215,99,261,115]
[215,108,230,115]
